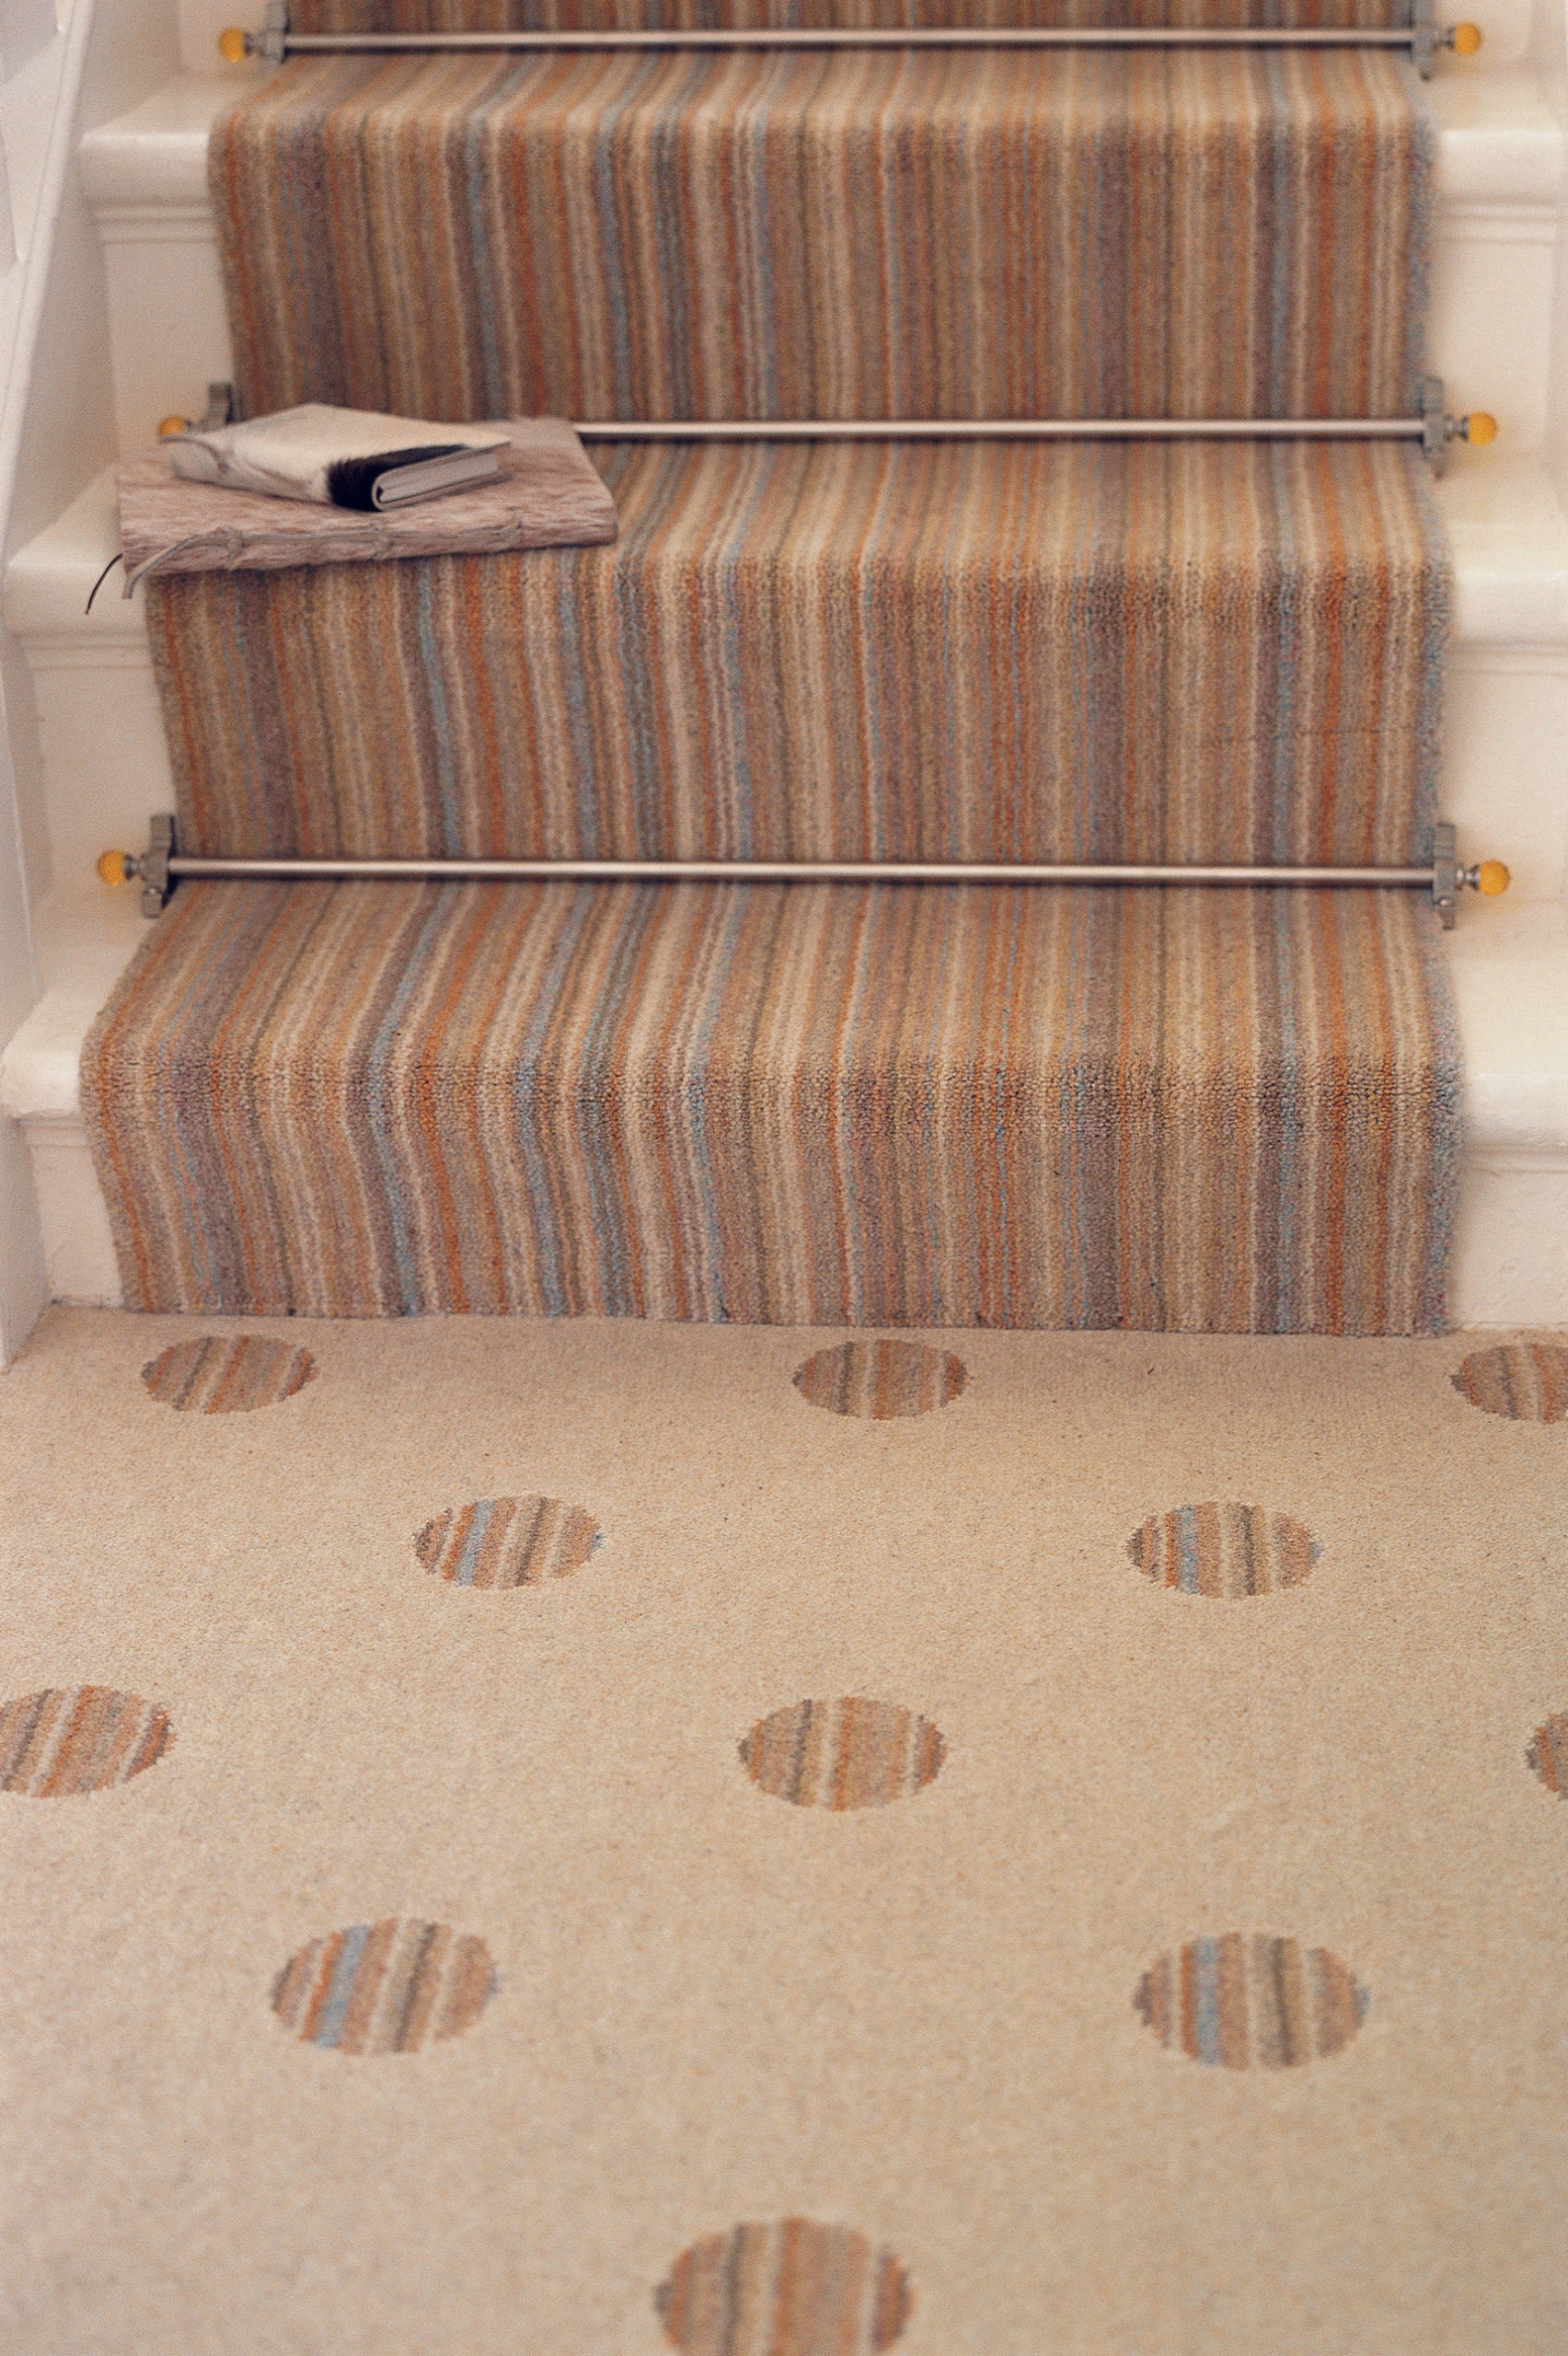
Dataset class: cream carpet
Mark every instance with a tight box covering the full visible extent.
[2,1308,1566,2352]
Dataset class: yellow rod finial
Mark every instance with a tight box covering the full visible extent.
[98,850,133,889]
[1476,860,1511,897]
[1451,22,1483,55]
[218,28,251,64]
[1462,410,1497,447]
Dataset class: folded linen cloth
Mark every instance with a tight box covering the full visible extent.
[163,404,512,509]
[116,417,618,591]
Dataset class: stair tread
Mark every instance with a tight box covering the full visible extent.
[11,454,1568,649]
[5,883,1565,1157]
[74,874,1456,1327]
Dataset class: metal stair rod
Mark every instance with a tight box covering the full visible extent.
[175,378,1494,475]
[229,2,1482,76]
[572,400,1494,474]
[585,375,1493,469]
[104,819,1509,929]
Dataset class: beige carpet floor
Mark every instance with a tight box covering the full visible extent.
[2,1308,1566,2355]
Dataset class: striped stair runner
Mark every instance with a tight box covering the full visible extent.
[84,11,1463,1334]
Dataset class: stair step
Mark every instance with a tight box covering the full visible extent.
[14,449,1568,898]
[6,447,1567,1322]
[5,875,1563,1324]
[81,66,1566,454]
[146,437,1445,868]
[68,876,1468,1330]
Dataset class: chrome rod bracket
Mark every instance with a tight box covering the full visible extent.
[1422,375,1452,474]
[131,813,176,917]
[1412,0,1442,78]
[257,1,288,64]
[1433,819,1458,927]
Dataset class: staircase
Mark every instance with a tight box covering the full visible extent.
[3,0,1568,1327]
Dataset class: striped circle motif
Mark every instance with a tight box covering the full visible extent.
[1526,1712,1568,1796]
[740,1698,945,1810]
[142,1334,317,1414]
[655,2219,912,2355]
[0,1686,173,1796]
[271,1919,497,2054]
[1127,1503,1320,1597]
[1136,1934,1368,2068]
[792,1340,965,1419]
[414,1495,601,1588]
[1451,1343,1568,1423]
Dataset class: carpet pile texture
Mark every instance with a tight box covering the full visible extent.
[3,1309,1567,2351]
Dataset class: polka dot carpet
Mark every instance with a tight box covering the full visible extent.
[740,1699,946,1810]
[655,2220,912,2354]
[0,1685,173,1796]
[1526,1712,1568,1797]
[1450,1340,1568,1422]
[1126,1504,1320,1598]
[141,1334,317,1413]
[3,1311,1567,2355]
[1134,1935,1369,2069]
[413,1495,601,1587]
[792,1339,966,1418]
[271,1920,498,2053]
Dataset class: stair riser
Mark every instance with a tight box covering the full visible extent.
[145,440,1447,870]
[22,631,1564,901]
[91,197,1561,456]
[16,1108,1564,1325]
[219,52,1434,425]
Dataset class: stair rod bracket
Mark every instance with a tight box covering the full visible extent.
[103,817,1509,928]
[227,6,1482,77]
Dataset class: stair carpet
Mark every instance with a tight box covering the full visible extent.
[79,12,1467,1333]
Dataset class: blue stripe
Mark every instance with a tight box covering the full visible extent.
[313,1923,371,2050]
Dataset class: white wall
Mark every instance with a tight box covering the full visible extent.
[0,0,179,1363]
